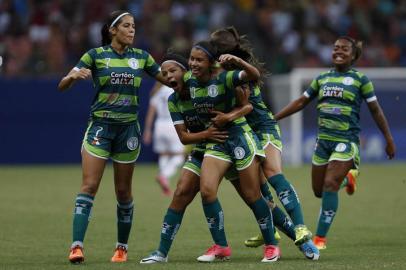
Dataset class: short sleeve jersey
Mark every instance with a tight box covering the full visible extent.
[150,85,173,121]
[184,70,250,133]
[168,92,206,151]
[245,83,277,132]
[304,68,376,143]
[75,45,160,124]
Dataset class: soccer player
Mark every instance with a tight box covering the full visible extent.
[210,27,319,260]
[143,82,185,196]
[141,53,250,263]
[275,36,396,250]
[58,10,169,264]
[187,41,280,262]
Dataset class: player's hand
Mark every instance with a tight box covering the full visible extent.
[205,126,228,143]
[211,110,230,128]
[143,130,152,145]
[218,54,241,66]
[385,139,396,159]
[71,68,92,80]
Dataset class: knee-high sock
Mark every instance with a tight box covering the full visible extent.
[202,199,228,247]
[316,191,338,237]
[72,193,94,247]
[268,174,304,225]
[249,198,278,245]
[116,200,134,248]
[158,208,184,256]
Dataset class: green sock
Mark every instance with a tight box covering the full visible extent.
[340,177,348,189]
[268,174,304,225]
[272,206,296,241]
[249,198,277,245]
[260,182,274,202]
[316,191,338,237]
[158,208,184,256]
[116,200,134,247]
[202,199,228,247]
[72,193,94,246]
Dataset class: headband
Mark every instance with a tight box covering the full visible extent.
[194,45,214,60]
[161,60,187,70]
[110,12,130,28]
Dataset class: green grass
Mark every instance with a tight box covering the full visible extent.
[0,163,406,270]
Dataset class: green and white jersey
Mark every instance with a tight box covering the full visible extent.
[184,70,251,133]
[304,68,376,143]
[168,92,206,152]
[245,83,277,132]
[75,45,160,124]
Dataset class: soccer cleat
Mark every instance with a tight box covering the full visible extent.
[111,245,127,263]
[244,231,281,248]
[313,236,327,250]
[345,169,358,195]
[197,244,231,262]
[261,244,280,262]
[156,176,172,196]
[299,240,320,260]
[294,225,313,245]
[140,250,168,264]
[69,245,84,264]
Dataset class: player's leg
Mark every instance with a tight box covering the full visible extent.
[69,122,109,263]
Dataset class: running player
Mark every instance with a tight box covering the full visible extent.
[58,10,169,264]
[275,36,396,250]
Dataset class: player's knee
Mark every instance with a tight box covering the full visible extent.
[323,178,340,192]
[241,189,261,205]
[173,185,197,206]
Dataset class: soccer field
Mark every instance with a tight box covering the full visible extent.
[0,163,405,270]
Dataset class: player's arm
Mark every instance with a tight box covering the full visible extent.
[366,100,396,159]
[174,124,228,145]
[274,95,311,121]
[211,84,253,128]
[218,54,260,82]
[142,104,157,145]
[58,68,92,91]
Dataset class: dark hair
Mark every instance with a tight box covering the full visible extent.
[210,26,268,84]
[338,36,363,64]
[162,52,189,71]
[192,41,218,63]
[101,10,133,46]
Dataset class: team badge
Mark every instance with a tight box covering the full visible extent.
[128,58,139,69]
[335,143,347,152]
[234,147,246,159]
[342,77,354,85]
[208,85,218,97]
[127,137,139,150]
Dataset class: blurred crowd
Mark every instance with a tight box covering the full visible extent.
[1,0,406,77]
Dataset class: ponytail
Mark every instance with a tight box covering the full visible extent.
[100,10,133,46]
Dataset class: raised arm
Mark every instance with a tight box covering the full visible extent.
[366,100,396,159]
[58,68,92,92]
[274,95,311,121]
[218,54,260,82]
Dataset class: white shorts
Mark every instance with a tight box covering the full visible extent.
[153,120,184,154]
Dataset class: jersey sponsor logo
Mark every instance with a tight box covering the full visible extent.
[335,142,347,152]
[110,72,135,85]
[342,77,354,85]
[208,84,218,97]
[193,102,214,114]
[321,85,343,98]
[128,58,139,69]
[185,115,202,127]
[320,106,342,115]
[234,146,246,159]
[127,136,139,150]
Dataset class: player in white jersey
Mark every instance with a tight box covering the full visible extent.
[143,83,185,196]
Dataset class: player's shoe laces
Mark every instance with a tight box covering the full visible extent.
[299,240,320,260]
[111,245,127,263]
[345,169,359,195]
[261,244,280,262]
[140,250,168,264]
[244,230,281,248]
[156,176,172,196]
[197,244,231,262]
[313,236,327,250]
[294,225,313,245]
[69,245,84,264]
